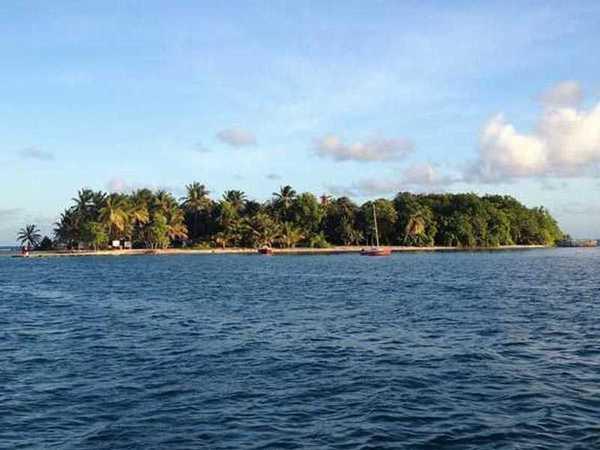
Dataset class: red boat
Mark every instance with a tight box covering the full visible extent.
[360,204,391,257]
[258,247,273,255]
[361,247,391,256]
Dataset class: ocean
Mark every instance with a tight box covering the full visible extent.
[1,249,599,449]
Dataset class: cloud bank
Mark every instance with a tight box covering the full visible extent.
[471,81,600,182]
[328,163,455,196]
[315,134,414,162]
[216,128,257,147]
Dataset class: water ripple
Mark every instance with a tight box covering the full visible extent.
[1,249,600,449]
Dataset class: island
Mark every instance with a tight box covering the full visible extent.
[16,183,564,255]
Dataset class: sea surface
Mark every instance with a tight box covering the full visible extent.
[1,249,599,449]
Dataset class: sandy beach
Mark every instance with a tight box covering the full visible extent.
[18,245,549,258]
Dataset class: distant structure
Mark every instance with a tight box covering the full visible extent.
[557,239,598,248]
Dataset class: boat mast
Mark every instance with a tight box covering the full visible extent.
[373,204,380,247]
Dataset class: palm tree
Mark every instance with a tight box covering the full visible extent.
[273,185,297,210]
[405,214,426,240]
[272,185,296,221]
[279,222,304,248]
[72,189,94,218]
[165,205,188,242]
[17,224,42,249]
[181,182,210,240]
[154,190,177,214]
[71,189,106,223]
[127,199,150,244]
[99,194,129,241]
[245,213,281,248]
[223,190,246,212]
[54,209,79,248]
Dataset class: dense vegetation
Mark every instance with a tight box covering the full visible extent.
[22,183,563,250]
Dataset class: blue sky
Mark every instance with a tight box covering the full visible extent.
[2,1,600,244]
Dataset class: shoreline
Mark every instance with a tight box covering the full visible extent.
[16,245,550,258]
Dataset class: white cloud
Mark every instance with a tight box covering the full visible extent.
[18,147,54,161]
[540,81,583,108]
[216,128,257,147]
[106,177,129,193]
[471,81,600,182]
[327,163,456,197]
[401,163,456,186]
[314,134,413,162]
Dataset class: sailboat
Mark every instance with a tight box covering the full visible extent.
[361,204,391,256]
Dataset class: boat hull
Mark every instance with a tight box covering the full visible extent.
[258,247,273,255]
[360,247,391,256]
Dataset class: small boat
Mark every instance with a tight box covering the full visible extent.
[361,204,391,257]
[361,247,392,256]
[258,246,273,255]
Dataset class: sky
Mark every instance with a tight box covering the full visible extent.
[1,0,600,244]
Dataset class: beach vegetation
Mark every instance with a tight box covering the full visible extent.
[17,224,42,249]
[43,183,563,250]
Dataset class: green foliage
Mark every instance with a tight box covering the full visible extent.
[36,236,54,251]
[17,224,41,249]
[272,185,297,221]
[244,212,281,248]
[290,193,324,239]
[323,197,362,245]
[81,222,108,250]
[308,232,331,248]
[359,199,397,245]
[148,213,170,249]
[52,185,564,250]
[279,222,304,248]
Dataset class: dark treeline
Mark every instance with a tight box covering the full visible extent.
[48,182,564,250]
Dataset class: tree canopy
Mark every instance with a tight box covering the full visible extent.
[44,184,563,250]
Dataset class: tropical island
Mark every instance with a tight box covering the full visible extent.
[15,182,565,255]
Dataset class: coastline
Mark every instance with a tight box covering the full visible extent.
[17,245,549,258]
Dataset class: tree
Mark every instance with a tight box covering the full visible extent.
[54,209,79,248]
[181,182,210,240]
[394,193,436,246]
[279,222,304,248]
[244,200,263,217]
[308,232,330,248]
[81,222,108,250]
[128,189,152,244]
[244,213,281,248]
[17,224,42,249]
[99,194,129,240]
[323,197,361,245]
[165,205,188,243]
[438,212,476,247]
[72,188,105,222]
[148,213,170,249]
[223,190,246,213]
[272,185,297,221]
[48,185,566,250]
[290,192,324,239]
[36,236,54,251]
[127,197,150,244]
[359,199,397,245]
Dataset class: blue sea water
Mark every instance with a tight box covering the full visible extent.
[1,249,600,449]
